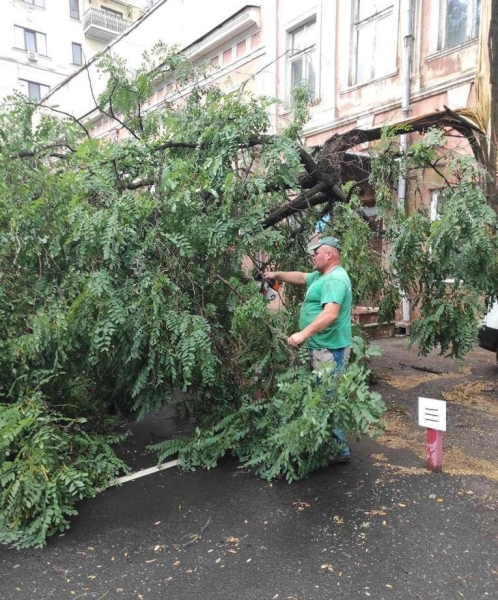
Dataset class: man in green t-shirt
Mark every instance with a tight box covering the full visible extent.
[264,236,352,462]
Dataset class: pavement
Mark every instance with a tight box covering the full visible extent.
[1,338,497,600]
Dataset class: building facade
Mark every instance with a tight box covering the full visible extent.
[39,0,487,324]
[82,0,146,57]
[0,0,146,103]
[40,0,483,149]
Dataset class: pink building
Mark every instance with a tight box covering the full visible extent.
[42,0,488,329]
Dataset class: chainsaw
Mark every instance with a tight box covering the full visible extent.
[251,259,280,302]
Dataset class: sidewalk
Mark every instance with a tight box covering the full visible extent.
[1,338,497,600]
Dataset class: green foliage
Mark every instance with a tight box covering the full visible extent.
[2,45,496,546]
[152,337,385,482]
[331,193,385,305]
[370,128,498,356]
[0,394,128,549]
[0,48,304,426]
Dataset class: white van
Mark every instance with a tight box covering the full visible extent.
[478,301,498,361]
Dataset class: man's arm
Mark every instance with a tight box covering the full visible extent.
[264,271,308,285]
[288,302,340,346]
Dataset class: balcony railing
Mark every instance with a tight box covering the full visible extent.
[83,8,131,42]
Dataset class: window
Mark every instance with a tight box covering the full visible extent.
[19,79,50,102]
[438,0,481,50]
[23,0,44,7]
[72,42,83,65]
[14,26,47,55]
[69,0,80,20]
[101,6,123,18]
[350,0,395,86]
[288,20,316,104]
[430,189,446,222]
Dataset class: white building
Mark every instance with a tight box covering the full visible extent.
[82,0,147,57]
[38,0,266,134]
[0,0,146,103]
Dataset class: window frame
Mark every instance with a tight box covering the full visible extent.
[72,42,83,66]
[437,0,481,51]
[101,6,124,18]
[287,18,317,107]
[69,0,80,20]
[19,79,50,102]
[349,0,396,87]
[14,25,48,55]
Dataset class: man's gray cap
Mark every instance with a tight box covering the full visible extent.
[308,236,341,252]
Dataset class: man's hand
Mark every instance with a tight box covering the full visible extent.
[287,332,306,346]
[263,271,278,282]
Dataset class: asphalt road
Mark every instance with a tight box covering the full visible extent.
[1,339,497,600]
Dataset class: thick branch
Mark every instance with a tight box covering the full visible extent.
[320,108,485,155]
[153,136,272,152]
[297,147,321,184]
[442,105,487,167]
[262,182,330,229]
[123,178,155,190]
[489,0,498,207]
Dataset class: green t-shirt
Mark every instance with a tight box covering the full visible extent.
[299,266,352,350]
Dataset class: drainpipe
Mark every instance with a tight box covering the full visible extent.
[398,0,414,323]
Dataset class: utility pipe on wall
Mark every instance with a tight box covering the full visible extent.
[398,0,414,323]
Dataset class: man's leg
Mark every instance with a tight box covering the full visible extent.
[310,347,350,463]
[328,348,350,462]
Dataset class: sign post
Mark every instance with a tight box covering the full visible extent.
[418,397,446,472]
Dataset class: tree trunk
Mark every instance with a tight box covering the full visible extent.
[489,0,498,210]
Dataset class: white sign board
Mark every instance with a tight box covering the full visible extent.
[418,397,447,432]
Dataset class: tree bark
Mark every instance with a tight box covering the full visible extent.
[489,0,498,209]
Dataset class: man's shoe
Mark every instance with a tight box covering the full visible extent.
[328,447,350,465]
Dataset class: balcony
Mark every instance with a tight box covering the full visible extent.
[83,8,131,43]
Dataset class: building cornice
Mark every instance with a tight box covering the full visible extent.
[303,73,476,138]
[185,6,260,60]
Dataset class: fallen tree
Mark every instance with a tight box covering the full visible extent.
[1,47,497,547]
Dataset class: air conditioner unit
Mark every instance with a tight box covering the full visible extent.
[27,51,38,61]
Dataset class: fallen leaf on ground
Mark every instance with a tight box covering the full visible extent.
[224,536,240,544]
[293,501,311,511]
